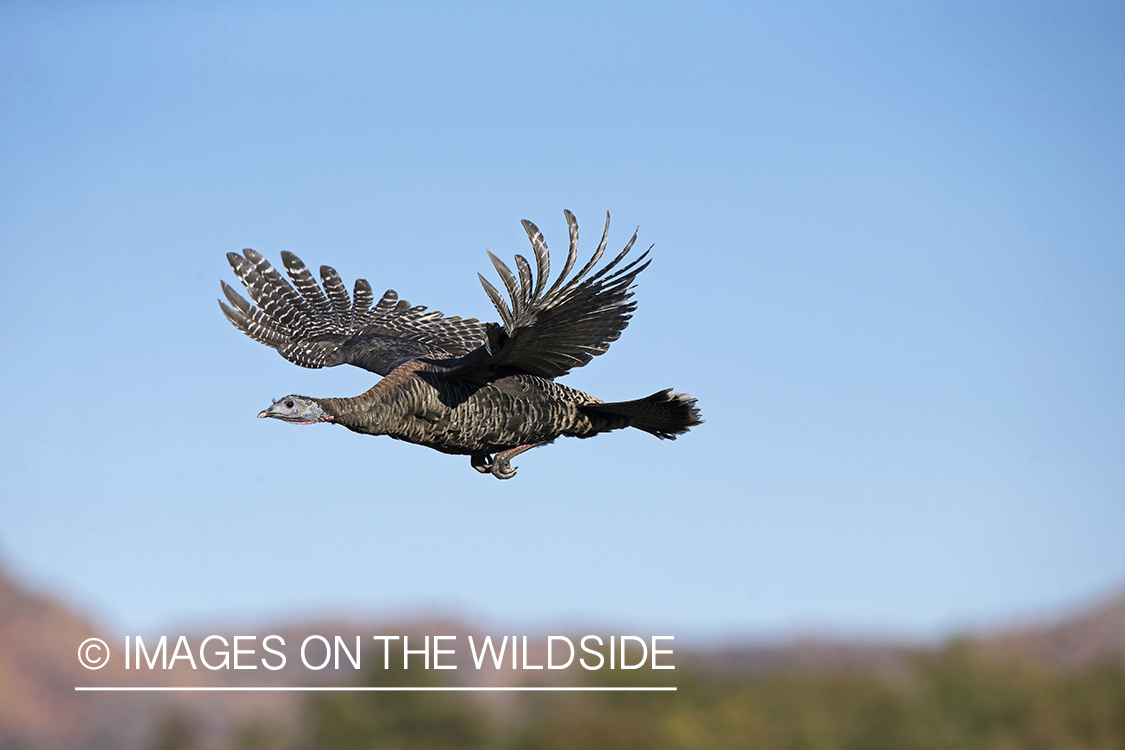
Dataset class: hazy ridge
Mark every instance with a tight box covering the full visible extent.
[3,566,1124,749]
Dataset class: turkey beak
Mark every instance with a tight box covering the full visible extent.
[257,409,270,418]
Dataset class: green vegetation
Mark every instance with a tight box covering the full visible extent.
[298,642,1125,750]
[210,643,1125,749]
[306,644,491,750]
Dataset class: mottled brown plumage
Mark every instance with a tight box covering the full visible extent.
[221,211,702,478]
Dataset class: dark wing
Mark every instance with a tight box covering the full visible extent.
[446,210,650,380]
[219,249,489,376]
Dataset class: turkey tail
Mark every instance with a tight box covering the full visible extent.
[580,389,703,440]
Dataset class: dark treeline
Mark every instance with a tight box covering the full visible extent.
[153,642,1125,750]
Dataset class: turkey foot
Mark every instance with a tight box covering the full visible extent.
[489,442,546,480]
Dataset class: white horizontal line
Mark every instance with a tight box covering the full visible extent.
[76,686,675,692]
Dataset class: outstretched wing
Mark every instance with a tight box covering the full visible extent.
[450,210,650,380]
[219,249,489,376]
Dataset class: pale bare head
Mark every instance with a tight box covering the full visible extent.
[257,396,333,425]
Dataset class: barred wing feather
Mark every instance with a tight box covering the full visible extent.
[462,211,651,380]
[220,249,489,376]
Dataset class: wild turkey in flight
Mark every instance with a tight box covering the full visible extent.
[219,211,702,479]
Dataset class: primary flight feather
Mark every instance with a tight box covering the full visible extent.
[220,211,702,479]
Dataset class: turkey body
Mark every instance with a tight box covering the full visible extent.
[322,361,605,455]
[222,211,702,479]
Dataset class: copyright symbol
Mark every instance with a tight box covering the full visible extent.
[78,638,110,669]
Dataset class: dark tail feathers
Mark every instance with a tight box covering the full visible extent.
[581,389,703,440]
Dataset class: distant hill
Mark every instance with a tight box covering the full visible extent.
[1,562,1123,749]
[0,566,145,750]
[978,589,1125,669]
[0,567,319,749]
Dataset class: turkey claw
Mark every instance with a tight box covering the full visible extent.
[491,457,517,480]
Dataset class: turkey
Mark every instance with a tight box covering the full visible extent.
[219,211,703,479]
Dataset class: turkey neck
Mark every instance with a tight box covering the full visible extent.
[314,359,435,437]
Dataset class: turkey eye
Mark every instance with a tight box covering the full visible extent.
[285,400,294,409]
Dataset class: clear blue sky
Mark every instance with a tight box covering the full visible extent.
[1,2,1122,640]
